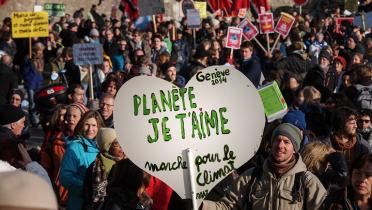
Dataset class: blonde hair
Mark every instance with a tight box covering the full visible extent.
[302,86,321,103]
[301,141,335,174]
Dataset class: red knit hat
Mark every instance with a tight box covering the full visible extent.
[69,102,89,115]
[334,56,347,70]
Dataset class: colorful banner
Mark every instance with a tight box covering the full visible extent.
[226,27,243,49]
[114,65,265,208]
[258,81,288,122]
[138,0,165,17]
[44,3,65,17]
[274,12,295,38]
[258,12,274,34]
[12,12,49,38]
[73,43,104,65]
[238,18,259,41]
[194,1,207,19]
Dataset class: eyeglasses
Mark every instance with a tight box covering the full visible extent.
[100,103,114,107]
[358,119,371,124]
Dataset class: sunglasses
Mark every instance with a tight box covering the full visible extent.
[358,119,371,123]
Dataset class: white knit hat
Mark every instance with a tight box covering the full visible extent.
[0,171,58,210]
[96,128,117,152]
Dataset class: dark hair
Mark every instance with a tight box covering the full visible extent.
[359,109,372,119]
[101,77,122,94]
[49,104,68,131]
[74,110,105,138]
[67,84,84,97]
[108,159,151,194]
[350,154,372,174]
[241,41,254,51]
[331,106,358,133]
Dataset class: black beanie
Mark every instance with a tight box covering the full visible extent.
[0,105,25,125]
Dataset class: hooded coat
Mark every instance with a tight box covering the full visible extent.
[202,156,326,210]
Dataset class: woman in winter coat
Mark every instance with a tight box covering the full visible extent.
[83,128,125,210]
[60,110,105,210]
[102,159,152,210]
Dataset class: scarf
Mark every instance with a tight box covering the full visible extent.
[268,154,297,177]
[91,153,116,203]
[333,134,357,150]
[332,134,357,166]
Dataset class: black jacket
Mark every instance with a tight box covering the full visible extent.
[275,52,313,78]
[0,63,18,105]
[239,57,262,88]
[102,188,147,210]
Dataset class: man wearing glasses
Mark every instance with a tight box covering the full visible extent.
[99,94,115,128]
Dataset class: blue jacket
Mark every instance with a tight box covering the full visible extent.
[21,58,43,91]
[239,57,262,88]
[60,137,99,210]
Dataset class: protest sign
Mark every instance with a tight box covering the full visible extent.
[187,9,201,28]
[238,18,259,41]
[12,12,49,38]
[353,12,372,30]
[72,43,103,65]
[275,13,295,38]
[335,17,354,33]
[138,0,165,17]
[226,27,243,49]
[258,81,288,122]
[114,65,265,208]
[194,1,207,19]
[258,12,274,34]
[44,3,65,17]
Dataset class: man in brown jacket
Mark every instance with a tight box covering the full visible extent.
[202,123,327,210]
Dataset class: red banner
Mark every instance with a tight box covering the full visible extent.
[335,17,354,34]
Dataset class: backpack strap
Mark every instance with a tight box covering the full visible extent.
[291,171,308,210]
[245,166,263,209]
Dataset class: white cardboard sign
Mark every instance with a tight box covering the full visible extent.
[72,43,103,66]
[114,66,265,207]
[187,9,201,28]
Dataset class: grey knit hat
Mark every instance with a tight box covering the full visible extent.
[271,123,303,152]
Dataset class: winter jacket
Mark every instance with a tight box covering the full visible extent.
[275,52,313,79]
[303,65,333,102]
[239,57,262,88]
[322,133,371,167]
[202,156,327,210]
[102,188,148,210]
[60,136,99,210]
[0,63,18,105]
[40,130,69,205]
[21,58,43,91]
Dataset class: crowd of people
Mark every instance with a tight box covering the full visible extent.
[0,1,371,210]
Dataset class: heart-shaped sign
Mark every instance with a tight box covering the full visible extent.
[114,65,265,207]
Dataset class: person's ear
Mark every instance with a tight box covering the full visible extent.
[10,122,16,130]
[67,93,72,101]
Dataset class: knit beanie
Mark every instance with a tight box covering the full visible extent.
[0,104,25,125]
[69,102,89,115]
[282,110,307,131]
[271,123,303,152]
[96,128,117,152]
